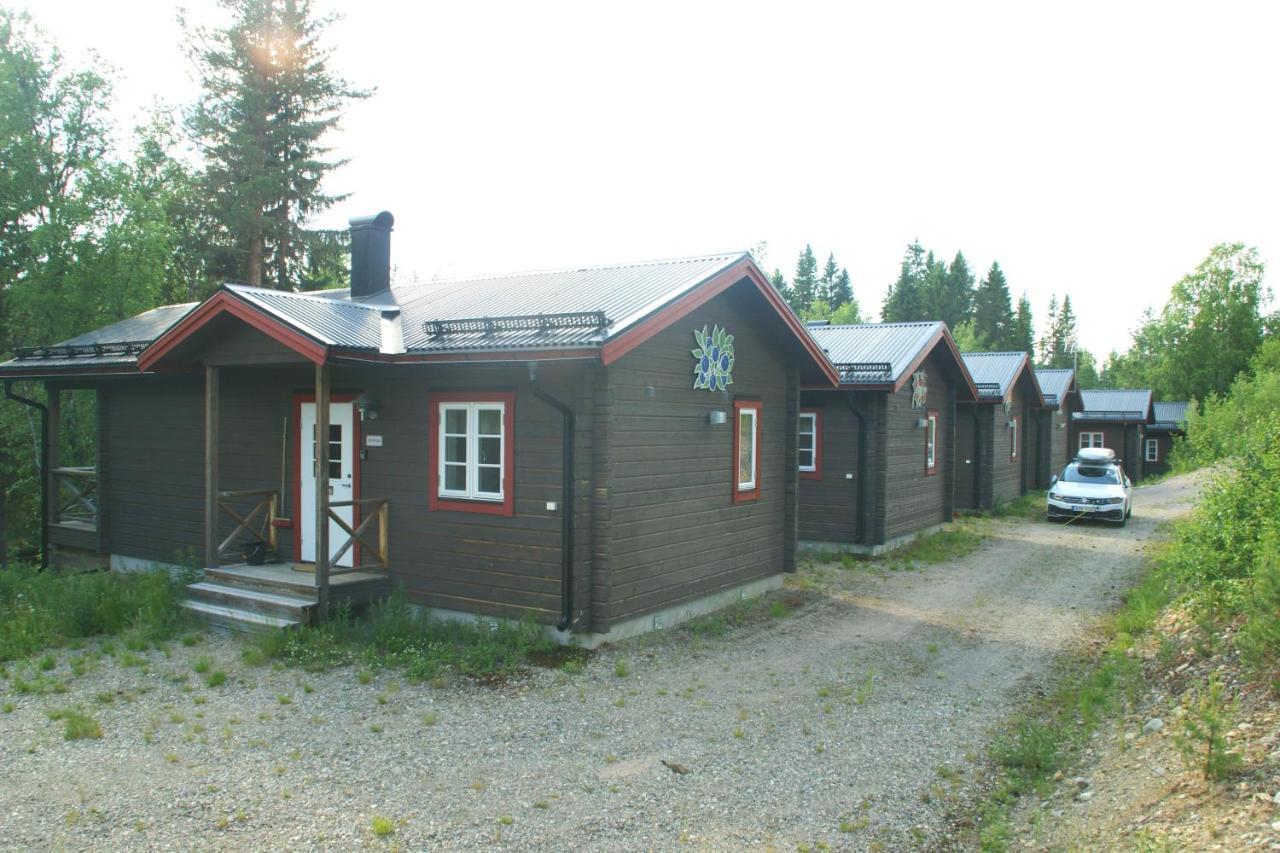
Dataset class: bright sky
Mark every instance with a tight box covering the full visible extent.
[26,0,1280,357]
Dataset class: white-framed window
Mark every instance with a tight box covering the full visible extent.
[1145,438,1159,462]
[1080,431,1104,449]
[925,411,938,473]
[438,401,506,501]
[798,411,817,472]
[1010,416,1019,460]
[734,401,761,500]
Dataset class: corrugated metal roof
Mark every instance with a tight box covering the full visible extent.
[961,352,1028,399]
[1034,368,1075,406]
[1152,401,1190,430]
[807,322,943,385]
[0,303,199,373]
[396,253,744,352]
[1074,389,1153,422]
[227,285,383,349]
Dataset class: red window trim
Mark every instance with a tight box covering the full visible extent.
[427,391,516,517]
[732,399,762,504]
[1010,414,1021,460]
[799,407,823,480]
[291,393,361,565]
[924,409,939,476]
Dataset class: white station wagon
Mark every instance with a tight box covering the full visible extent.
[1046,447,1133,526]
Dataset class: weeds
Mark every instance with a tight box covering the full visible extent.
[47,707,103,740]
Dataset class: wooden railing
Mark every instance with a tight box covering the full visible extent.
[327,498,389,574]
[53,466,97,530]
[216,489,278,563]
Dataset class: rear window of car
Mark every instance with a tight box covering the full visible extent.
[1060,464,1121,485]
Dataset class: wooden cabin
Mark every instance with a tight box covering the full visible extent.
[0,212,839,644]
[1032,368,1082,487]
[1070,389,1154,482]
[955,352,1046,510]
[1144,401,1189,476]
[797,321,978,554]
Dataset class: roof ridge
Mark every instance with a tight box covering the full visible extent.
[226,284,389,312]
[816,320,939,329]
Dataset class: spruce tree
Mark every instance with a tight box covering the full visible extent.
[972,261,1014,349]
[185,0,369,288]
[1054,295,1079,368]
[769,268,787,293]
[1012,293,1035,357]
[830,267,854,310]
[790,244,818,315]
[1038,296,1060,365]
[816,253,839,306]
[926,250,974,329]
[882,241,927,322]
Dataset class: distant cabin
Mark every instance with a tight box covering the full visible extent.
[955,352,1046,510]
[1071,389,1155,482]
[1145,401,1190,476]
[1032,368,1083,485]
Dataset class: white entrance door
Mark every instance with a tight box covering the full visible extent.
[299,401,356,567]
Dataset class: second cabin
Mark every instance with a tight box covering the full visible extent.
[955,351,1047,510]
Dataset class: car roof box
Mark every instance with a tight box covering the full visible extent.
[1076,447,1117,464]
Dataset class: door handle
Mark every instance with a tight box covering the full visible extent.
[328,485,334,496]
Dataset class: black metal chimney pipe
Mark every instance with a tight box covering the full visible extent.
[348,211,394,299]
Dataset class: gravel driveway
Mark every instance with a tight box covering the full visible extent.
[0,473,1204,851]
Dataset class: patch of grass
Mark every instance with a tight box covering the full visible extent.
[47,707,103,740]
[0,564,192,662]
[613,659,629,678]
[882,518,987,569]
[2,701,13,713]
[421,711,440,726]
[990,493,1043,521]
[193,656,211,674]
[205,670,226,688]
[769,600,792,619]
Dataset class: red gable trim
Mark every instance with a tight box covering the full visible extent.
[891,325,980,402]
[599,257,840,386]
[137,290,329,371]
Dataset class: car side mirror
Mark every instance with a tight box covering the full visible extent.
[1049,474,1058,486]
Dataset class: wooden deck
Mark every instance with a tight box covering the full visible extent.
[182,562,393,632]
[205,562,392,606]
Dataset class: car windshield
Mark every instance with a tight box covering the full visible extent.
[1059,464,1121,485]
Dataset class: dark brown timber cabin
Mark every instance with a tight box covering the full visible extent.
[955,352,1047,510]
[1144,401,1189,477]
[1032,367,1082,487]
[797,321,979,554]
[0,212,840,644]
[1071,389,1154,482]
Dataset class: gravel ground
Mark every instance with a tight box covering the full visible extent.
[0,472,1204,851]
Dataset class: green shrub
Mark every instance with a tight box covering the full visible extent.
[0,565,189,661]
[1174,676,1243,781]
[1237,548,1280,687]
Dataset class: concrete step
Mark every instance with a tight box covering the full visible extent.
[186,581,314,620]
[180,599,301,634]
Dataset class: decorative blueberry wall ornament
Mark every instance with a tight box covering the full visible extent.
[911,370,928,408]
[692,325,734,391]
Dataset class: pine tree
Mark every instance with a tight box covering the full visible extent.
[1012,293,1035,357]
[1053,295,1078,368]
[830,267,854,311]
[790,244,818,315]
[769,268,787,293]
[971,261,1014,349]
[882,241,927,322]
[1038,296,1060,365]
[925,250,975,329]
[185,0,369,289]
[815,253,839,306]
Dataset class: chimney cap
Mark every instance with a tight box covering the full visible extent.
[349,211,394,230]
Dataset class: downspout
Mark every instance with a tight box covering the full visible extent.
[528,363,575,632]
[4,380,49,569]
[847,396,869,544]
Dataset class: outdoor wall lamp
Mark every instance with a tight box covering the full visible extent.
[355,392,379,421]
[915,417,928,429]
[1007,419,1017,429]
[709,410,727,425]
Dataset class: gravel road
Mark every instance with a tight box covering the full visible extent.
[0,472,1205,851]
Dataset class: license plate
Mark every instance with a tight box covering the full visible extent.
[1072,504,1089,513]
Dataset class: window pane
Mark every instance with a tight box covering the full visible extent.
[445,408,467,434]
[444,463,467,491]
[445,435,467,463]
[799,448,813,468]
[478,435,501,465]
[799,433,814,452]
[477,466,500,495]
[738,411,755,485]
[477,407,502,436]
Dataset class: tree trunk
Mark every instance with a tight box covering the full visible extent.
[247,228,263,287]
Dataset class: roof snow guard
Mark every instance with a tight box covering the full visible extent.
[15,341,152,360]
[834,361,893,383]
[425,312,609,338]
[974,382,1003,397]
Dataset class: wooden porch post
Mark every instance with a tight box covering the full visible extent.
[204,366,219,568]
[314,362,331,621]
[46,385,60,526]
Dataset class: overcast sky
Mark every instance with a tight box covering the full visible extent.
[27,0,1280,357]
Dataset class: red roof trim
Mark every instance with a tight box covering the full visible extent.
[599,257,840,386]
[137,290,328,371]
[890,326,980,401]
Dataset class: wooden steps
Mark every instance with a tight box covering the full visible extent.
[181,563,392,633]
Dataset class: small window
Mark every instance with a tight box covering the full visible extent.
[925,410,939,475]
[1079,431,1104,449]
[429,392,515,516]
[1010,416,1020,460]
[734,400,761,503]
[798,409,822,479]
[1145,438,1159,462]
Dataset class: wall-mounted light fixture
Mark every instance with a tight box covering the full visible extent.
[915,417,929,429]
[1007,419,1017,429]
[354,392,379,421]
[709,410,727,425]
